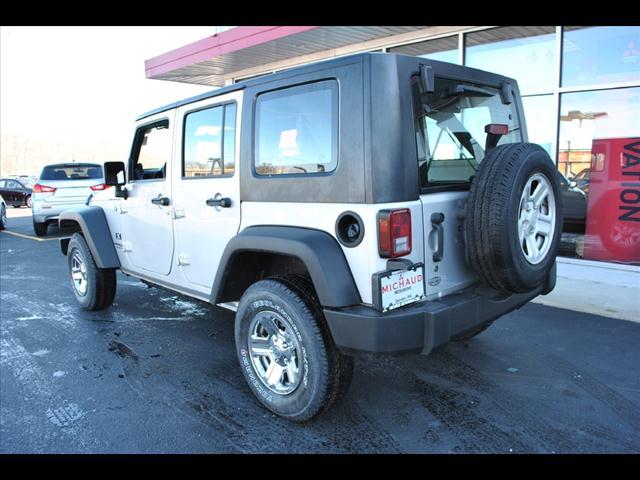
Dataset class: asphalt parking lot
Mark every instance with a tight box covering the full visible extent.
[1,208,639,453]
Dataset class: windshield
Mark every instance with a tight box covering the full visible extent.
[40,164,103,181]
[412,77,522,189]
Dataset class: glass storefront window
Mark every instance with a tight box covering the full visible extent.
[522,95,555,158]
[562,26,640,87]
[465,26,556,95]
[389,35,459,64]
[557,87,640,265]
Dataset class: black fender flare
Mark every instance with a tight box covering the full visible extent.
[210,226,361,308]
[59,206,120,269]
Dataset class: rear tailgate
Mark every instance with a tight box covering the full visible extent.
[420,191,477,299]
[42,179,102,204]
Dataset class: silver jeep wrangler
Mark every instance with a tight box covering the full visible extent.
[58,53,562,421]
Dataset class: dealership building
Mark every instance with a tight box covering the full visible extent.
[146,26,639,319]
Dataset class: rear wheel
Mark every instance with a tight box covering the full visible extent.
[235,277,353,422]
[25,195,32,208]
[33,219,47,237]
[67,233,116,311]
[0,204,6,230]
[465,143,563,294]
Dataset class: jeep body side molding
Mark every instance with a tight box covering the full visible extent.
[210,226,361,308]
[58,207,120,269]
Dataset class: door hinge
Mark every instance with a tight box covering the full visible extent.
[177,252,190,266]
[173,207,185,219]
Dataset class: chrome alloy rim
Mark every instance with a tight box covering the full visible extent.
[71,250,88,296]
[248,310,303,395]
[518,172,556,265]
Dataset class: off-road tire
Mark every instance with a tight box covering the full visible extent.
[465,143,563,294]
[235,277,353,422]
[275,274,354,404]
[0,204,6,230]
[33,219,47,237]
[67,233,116,311]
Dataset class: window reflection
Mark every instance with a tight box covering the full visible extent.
[522,95,555,158]
[562,26,640,87]
[557,88,640,265]
[389,36,459,64]
[466,26,556,95]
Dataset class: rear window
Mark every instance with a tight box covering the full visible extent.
[40,164,103,181]
[412,76,521,189]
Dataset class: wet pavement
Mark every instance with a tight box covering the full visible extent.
[1,212,639,453]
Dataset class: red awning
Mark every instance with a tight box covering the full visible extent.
[145,26,429,86]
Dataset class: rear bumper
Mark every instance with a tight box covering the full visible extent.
[33,201,87,223]
[324,263,556,355]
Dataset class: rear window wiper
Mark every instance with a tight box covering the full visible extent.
[443,84,494,99]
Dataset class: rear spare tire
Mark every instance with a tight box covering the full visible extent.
[465,143,563,294]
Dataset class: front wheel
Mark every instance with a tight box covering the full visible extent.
[235,277,353,422]
[33,219,47,237]
[67,233,117,311]
[0,204,6,230]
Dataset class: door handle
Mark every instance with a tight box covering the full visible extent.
[151,195,170,206]
[431,212,445,262]
[205,197,232,208]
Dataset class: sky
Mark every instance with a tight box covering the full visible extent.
[0,26,221,164]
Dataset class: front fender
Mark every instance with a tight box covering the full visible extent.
[210,226,361,308]
[59,206,120,269]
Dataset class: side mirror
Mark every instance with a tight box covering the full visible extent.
[104,161,126,186]
[104,161,128,199]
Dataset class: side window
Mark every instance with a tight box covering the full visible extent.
[0,180,5,188]
[131,121,170,181]
[183,102,236,177]
[255,80,338,176]
[6,180,18,189]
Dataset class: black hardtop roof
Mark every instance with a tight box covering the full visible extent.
[137,52,383,121]
[136,51,516,122]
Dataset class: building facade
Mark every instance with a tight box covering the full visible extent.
[147,26,640,271]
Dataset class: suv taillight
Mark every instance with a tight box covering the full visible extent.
[377,208,412,258]
[90,184,110,191]
[33,183,56,193]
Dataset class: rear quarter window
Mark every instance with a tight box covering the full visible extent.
[254,80,338,176]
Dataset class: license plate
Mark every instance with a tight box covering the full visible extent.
[373,264,426,312]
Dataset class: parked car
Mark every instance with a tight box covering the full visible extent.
[0,195,7,230]
[571,168,591,193]
[58,53,562,421]
[32,163,105,236]
[557,172,587,234]
[0,178,33,208]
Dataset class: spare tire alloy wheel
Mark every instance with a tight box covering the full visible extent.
[518,173,556,265]
[465,143,563,294]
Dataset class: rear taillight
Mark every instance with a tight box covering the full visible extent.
[33,183,56,193]
[90,184,110,191]
[377,208,412,258]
